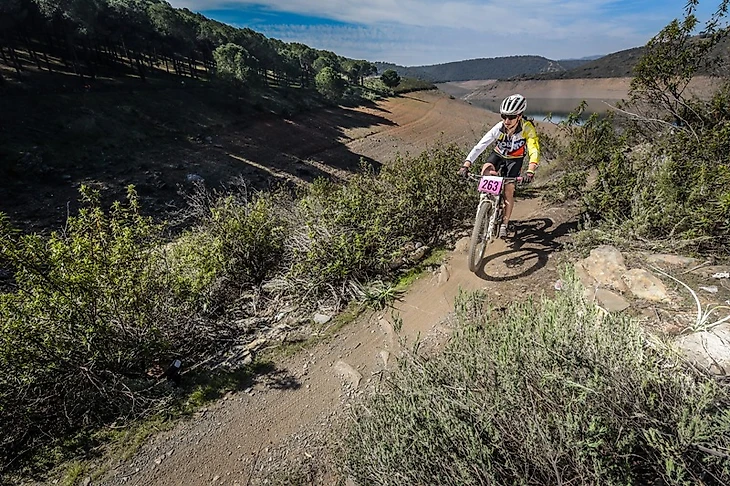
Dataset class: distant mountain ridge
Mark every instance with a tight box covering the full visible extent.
[374,55,598,83]
[388,34,730,84]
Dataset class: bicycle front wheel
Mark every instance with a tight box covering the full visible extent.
[468,199,493,272]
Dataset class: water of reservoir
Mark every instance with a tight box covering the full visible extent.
[465,97,618,124]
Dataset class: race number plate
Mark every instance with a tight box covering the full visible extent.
[478,176,503,195]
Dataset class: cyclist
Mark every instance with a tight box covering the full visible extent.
[458,93,540,239]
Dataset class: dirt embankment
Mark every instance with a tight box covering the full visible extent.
[0,88,501,234]
[441,76,725,104]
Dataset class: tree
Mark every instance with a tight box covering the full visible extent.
[344,59,377,85]
[213,42,254,85]
[380,69,400,88]
[312,51,339,74]
[289,42,317,86]
[630,0,729,130]
[315,66,344,100]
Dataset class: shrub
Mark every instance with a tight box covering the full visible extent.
[345,272,730,485]
[166,194,286,307]
[0,186,175,467]
[0,142,478,474]
[285,144,475,297]
[547,2,730,254]
[380,69,401,88]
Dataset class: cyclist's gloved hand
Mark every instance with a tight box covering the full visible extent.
[457,165,470,179]
[522,170,535,184]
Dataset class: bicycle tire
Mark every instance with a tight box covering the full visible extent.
[468,199,493,272]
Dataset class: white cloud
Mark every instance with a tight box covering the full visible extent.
[167,0,695,65]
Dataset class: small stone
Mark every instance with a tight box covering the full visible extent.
[313,313,332,325]
[379,350,390,367]
[645,253,698,266]
[410,245,430,262]
[334,360,363,389]
[454,237,470,253]
[437,264,450,285]
[594,288,630,313]
[700,286,719,293]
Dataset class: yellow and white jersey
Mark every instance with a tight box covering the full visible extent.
[466,120,540,163]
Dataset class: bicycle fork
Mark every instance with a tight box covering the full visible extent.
[478,194,500,242]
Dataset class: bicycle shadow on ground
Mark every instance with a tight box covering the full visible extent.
[474,217,579,282]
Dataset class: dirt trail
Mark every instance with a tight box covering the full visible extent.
[95,91,578,486]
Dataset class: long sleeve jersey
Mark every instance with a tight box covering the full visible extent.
[465,119,540,164]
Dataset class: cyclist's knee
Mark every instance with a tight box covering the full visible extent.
[481,163,498,176]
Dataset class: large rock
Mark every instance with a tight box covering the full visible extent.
[577,245,629,292]
[621,268,670,302]
[676,324,730,376]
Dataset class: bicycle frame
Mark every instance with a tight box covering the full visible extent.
[466,173,521,272]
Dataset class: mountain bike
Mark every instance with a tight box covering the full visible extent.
[466,173,523,272]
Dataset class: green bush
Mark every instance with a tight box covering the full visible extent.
[166,194,286,307]
[345,273,730,485]
[579,97,730,251]
[286,145,474,296]
[315,66,346,101]
[0,187,176,466]
[546,2,730,253]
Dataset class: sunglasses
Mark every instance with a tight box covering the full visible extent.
[501,114,520,120]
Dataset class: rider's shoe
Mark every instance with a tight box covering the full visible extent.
[499,224,508,239]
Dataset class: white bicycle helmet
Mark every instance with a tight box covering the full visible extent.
[499,94,527,116]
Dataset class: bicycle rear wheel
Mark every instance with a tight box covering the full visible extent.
[468,200,493,272]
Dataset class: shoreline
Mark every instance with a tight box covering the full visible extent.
[439,75,724,104]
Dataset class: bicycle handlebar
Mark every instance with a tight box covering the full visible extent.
[466,173,524,184]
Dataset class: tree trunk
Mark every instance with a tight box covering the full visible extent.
[121,38,134,72]
[43,50,52,72]
[44,30,56,71]
[23,33,43,70]
[82,40,96,79]
[134,51,146,82]
[64,29,82,78]
[0,44,9,65]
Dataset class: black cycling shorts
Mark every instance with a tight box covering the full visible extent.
[485,152,523,178]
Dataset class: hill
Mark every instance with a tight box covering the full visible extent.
[527,46,646,79]
[524,34,730,80]
[387,32,730,84]
[374,55,594,83]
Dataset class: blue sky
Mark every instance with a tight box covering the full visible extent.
[168,1,723,66]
